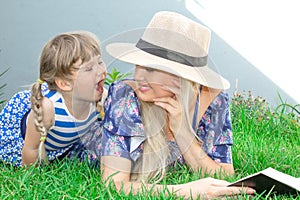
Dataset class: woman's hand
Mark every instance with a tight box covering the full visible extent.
[176,177,255,199]
[102,156,254,199]
[153,79,185,134]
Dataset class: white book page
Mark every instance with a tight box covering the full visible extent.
[261,167,300,190]
[230,167,300,191]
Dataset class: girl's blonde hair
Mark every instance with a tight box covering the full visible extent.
[30,31,101,164]
[132,78,200,183]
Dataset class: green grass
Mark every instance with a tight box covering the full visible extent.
[231,91,299,177]
[0,90,299,199]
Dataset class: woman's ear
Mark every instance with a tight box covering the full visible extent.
[54,78,73,91]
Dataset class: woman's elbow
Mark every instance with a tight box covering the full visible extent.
[220,163,235,176]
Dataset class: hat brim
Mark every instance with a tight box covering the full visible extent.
[106,43,230,90]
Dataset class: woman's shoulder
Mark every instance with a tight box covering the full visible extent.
[208,90,230,111]
[200,87,229,113]
[216,90,229,102]
[107,79,136,100]
[220,90,230,103]
[105,79,139,113]
[103,79,143,136]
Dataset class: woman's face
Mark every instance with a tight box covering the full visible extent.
[134,65,179,102]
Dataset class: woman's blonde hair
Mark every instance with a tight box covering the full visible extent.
[132,78,200,183]
[30,31,101,164]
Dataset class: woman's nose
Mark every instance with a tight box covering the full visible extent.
[135,74,145,82]
[134,68,146,79]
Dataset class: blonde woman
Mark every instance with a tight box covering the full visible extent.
[0,31,106,166]
[100,11,255,199]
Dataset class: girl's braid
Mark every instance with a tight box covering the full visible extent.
[30,81,48,164]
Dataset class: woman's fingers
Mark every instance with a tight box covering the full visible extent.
[160,85,179,94]
[153,97,183,133]
[153,97,180,113]
[160,80,180,96]
[206,178,230,186]
[204,178,256,196]
[214,186,255,197]
[186,178,255,199]
[153,99,178,113]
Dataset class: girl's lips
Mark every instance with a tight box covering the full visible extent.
[97,79,104,93]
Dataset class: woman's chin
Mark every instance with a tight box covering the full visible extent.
[136,92,154,102]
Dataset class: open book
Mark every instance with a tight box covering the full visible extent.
[228,167,300,196]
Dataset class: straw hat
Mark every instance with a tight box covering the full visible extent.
[106,11,230,90]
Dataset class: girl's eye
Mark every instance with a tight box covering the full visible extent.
[97,56,103,65]
[85,66,93,71]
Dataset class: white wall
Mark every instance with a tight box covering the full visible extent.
[0,0,298,107]
[186,0,300,105]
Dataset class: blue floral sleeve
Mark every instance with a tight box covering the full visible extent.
[101,81,145,161]
[197,91,233,163]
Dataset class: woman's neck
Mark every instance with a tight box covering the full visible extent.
[198,86,222,121]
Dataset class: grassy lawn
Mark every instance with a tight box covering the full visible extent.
[0,89,299,199]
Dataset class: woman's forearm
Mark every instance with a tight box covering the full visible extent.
[174,132,234,176]
[111,180,179,196]
[109,178,254,199]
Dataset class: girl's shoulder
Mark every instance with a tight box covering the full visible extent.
[42,84,62,102]
[40,97,55,129]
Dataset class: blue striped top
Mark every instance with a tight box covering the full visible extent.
[44,90,98,150]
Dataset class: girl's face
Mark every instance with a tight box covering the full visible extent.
[72,55,106,102]
[134,65,178,102]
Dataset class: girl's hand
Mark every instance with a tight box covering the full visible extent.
[177,177,255,199]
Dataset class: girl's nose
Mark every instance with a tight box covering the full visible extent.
[101,71,107,79]
[97,63,106,75]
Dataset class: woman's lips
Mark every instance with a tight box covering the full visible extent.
[138,85,151,93]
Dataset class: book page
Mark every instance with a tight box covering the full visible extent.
[261,167,300,190]
[229,167,300,196]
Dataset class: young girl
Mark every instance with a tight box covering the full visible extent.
[100,11,255,199]
[0,31,106,166]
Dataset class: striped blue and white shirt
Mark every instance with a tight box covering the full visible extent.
[0,83,99,166]
[44,90,98,151]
